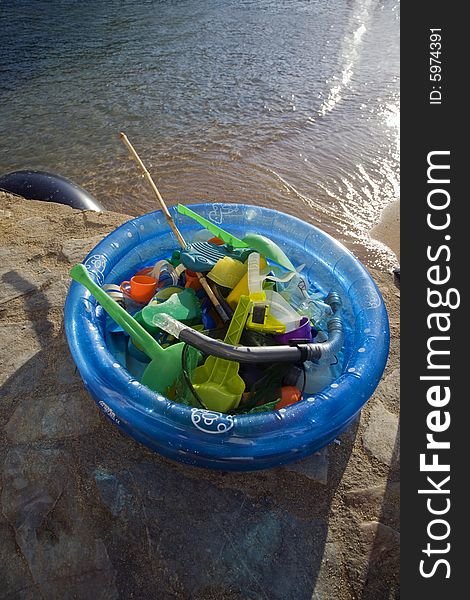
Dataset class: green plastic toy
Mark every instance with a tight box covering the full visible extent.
[178,204,247,248]
[69,264,184,396]
[177,204,296,271]
[136,288,202,335]
[191,295,251,412]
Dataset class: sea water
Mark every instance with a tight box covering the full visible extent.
[0,0,399,268]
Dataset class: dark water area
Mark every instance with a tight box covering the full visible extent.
[1,0,399,268]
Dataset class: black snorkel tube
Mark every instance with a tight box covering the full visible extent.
[154,292,343,364]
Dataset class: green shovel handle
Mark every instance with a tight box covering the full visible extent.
[69,264,163,361]
[177,204,249,248]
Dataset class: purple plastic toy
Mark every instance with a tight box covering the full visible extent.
[273,316,312,344]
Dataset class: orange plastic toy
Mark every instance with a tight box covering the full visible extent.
[184,269,203,291]
[275,386,302,409]
[120,275,158,304]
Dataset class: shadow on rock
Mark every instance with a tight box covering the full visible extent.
[1,269,56,348]
[0,327,359,599]
[81,417,359,599]
[0,329,117,598]
[1,267,360,599]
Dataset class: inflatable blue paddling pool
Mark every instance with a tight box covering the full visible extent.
[64,203,389,471]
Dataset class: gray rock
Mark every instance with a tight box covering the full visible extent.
[344,482,400,509]
[1,447,118,599]
[374,368,400,413]
[5,390,100,443]
[360,521,400,563]
[344,482,400,528]
[363,401,399,466]
[56,348,83,387]
[0,523,39,599]
[0,248,53,306]
[23,279,69,311]
[93,460,328,600]
[0,323,44,387]
[93,469,134,518]
[344,521,399,598]
[284,447,329,484]
[18,217,52,237]
[0,352,48,427]
[61,235,105,264]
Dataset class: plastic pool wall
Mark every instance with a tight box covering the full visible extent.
[65,204,390,471]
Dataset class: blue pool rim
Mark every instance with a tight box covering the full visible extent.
[64,203,390,471]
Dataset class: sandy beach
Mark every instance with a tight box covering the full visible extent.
[371,200,400,263]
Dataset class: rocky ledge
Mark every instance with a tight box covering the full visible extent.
[0,192,399,599]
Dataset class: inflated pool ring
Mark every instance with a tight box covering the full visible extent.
[0,170,103,211]
[65,204,389,471]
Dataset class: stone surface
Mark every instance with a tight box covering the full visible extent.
[344,521,400,599]
[344,482,400,529]
[1,447,118,599]
[94,459,329,600]
[0,192,400,599]
[61,235,106,264]
[363,401,400,466]
[284,447,329,484]
[360,521,400,562]
[312,539,346,600]
[0,208,13,218]
[18,216,52,237]
[0,248,53,306]
[0,323,45,387]
[0,523,39,599]
[373,368,400,413]
[22,278,69,311]
[56,345,83,387]
[5,390,100,443]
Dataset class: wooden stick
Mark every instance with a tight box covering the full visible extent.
[119,132,186,247]
[119,132,230,323]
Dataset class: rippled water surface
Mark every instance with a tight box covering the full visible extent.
[1,0,399,267]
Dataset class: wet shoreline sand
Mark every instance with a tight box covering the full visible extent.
[370,200,400,263]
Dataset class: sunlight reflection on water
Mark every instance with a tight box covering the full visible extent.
[0,0,399,269]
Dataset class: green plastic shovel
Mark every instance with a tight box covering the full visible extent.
[177,204,295,271]
[70,264,184,395]
[191,295,251,412]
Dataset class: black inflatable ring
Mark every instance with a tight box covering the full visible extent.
[0,170,103,212]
